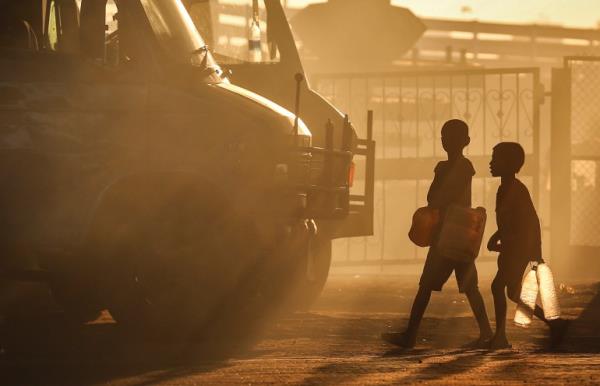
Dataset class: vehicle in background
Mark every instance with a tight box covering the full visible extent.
[183,0,376,275]
[0,0,355,330]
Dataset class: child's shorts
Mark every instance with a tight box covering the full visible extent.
[419,247,479,293]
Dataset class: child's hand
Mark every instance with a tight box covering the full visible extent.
[487,241,502,252]
[487,232,501,252]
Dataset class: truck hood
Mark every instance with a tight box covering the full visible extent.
[214,82,312,140]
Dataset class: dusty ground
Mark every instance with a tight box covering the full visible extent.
[0,275,599,385]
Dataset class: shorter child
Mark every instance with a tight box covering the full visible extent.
[488,142,568,349]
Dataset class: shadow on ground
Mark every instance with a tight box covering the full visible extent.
[0,298,281,385]
[0,279,598,385]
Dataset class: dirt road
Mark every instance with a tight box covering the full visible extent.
[1,276,598,385]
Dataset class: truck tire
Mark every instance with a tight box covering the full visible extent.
[90,186,255,335]
[289,236,332,309]
[263,234,332,311]
[49,279,103,324]
[42,256,104,324]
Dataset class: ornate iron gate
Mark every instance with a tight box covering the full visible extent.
[312,68,542,267]
[552,57,600,273]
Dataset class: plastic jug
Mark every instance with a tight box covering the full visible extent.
[514,265,539,326]
[436,206,487,262]
[249,17,262,62]
[537,263,561,320]
[408,207,440,247]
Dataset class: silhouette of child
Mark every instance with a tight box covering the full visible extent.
[383,119,493,348]
[488,142,569,349]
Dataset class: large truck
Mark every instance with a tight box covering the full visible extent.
[0,0,373,330]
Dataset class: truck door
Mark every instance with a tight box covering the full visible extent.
[0,0,150,252]
[75,0,150,172]
[0,0,88,259]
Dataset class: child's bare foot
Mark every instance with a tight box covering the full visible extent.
[489,335,512,350]
[464,334,493,349]
[463,338,488,349]
[381,331,417,348]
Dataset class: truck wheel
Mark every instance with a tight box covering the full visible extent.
[290,236,332,309]
[49,278,103,324]
[265,234,332,310]
[92,189,250,335]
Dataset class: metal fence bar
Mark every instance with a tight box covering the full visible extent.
[312,67,541,82]
[532,69,541,209]
[516,73,521,144]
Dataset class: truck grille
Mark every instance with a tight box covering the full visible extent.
[287,147,353,218]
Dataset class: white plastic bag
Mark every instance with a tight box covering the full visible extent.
[537,263,561,320]
[514,261,561,327]
[514,266,539,326]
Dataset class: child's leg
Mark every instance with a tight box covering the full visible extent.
[385,249,450,347]
[491,273,510,345]
[405,286,432,339]
[456,263,493,340]
[465,287,493,339]
[404,249,450,339]
[382,286,432,347]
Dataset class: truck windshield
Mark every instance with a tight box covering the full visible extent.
[140,0,222,83]
[186,0,280,65]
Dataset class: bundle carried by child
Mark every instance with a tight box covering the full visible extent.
[514,261,561,327]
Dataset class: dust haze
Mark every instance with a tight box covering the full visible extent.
[0,0,599,384]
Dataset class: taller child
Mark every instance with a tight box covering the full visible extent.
[383,119,493,348]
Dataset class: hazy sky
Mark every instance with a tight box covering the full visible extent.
[285,0,600,29]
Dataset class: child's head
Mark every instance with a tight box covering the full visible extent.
[441,119,470,154]
[490,142,525,177]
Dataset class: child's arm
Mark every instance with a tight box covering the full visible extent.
[426,163,444,208]
[527,207,544,263]
[487,231,502,252]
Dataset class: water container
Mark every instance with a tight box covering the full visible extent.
[249,18,262,62]
[537,263,561,320]
[408,207,440,247]
[514,266,539,327]
[436,206,487,262]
